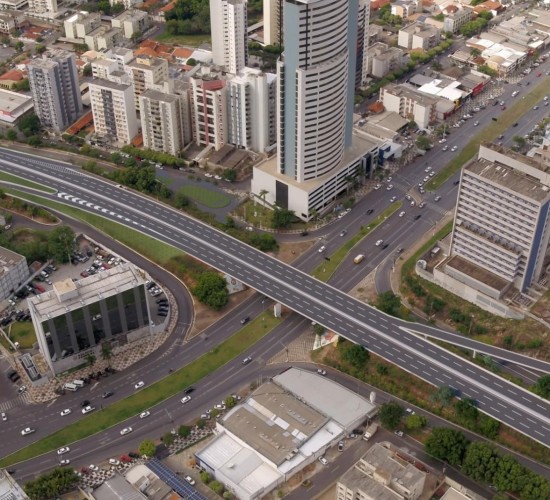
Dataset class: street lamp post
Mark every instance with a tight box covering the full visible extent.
[468,314,475,336]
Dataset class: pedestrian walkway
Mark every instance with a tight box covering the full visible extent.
[0,392,31,413]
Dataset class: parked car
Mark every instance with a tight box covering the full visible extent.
[81,405,95,414]
[318,456,328,465]
[1,412,6,421]
[102,391,114,399]
[317,369,327,376]
[338,441,344,452]
[184,475,196,486]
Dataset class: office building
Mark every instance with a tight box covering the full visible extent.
[189,66,228,151]
[252,0,381,220]
[0,247,28,301]
[28,0,56,13]
[27,50,82,131]
[29,264,150,376]
[0,469,28,500]
[89,78,138,145]
[263,0,282,46]
[111,9,151,39]
[227,67,276,153]
[398,22,441,50]
[336,443,427,500]
[449,143,550,294]
[210,0,248,74]
[64,11,101,39]
[126,55,170,111]
[139,89,188,156]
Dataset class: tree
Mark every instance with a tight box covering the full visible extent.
[6,129,17,141]
[249,233,278,252]
[425,428,469,466]
[222,168,237,181]
[101,343,112,367]
[313,323,326,336]
[404,414,427,430]
[112,1,125,13]
[210,481,224,495]
[193,272,229,310]
[174,189,191,209]
[513,136,526,148]
[416,136,432,151]
[24,467,79,500]
[85,353,96,366]
[26,135,42,147]
[14,40,24,52]
[225,396,237,408]
[18,113,41,137]
[375,291,401,317]
[163,432,175,446]
[533,374,550,398]
[200,471,211,484]
[461,441,499,482]
[379,402,404,430]
[477,414,500,439]
[139,439,156,457]
[35,44,47,54]
[48,226,75,263]
[259,188,269,208]
[492,454,527,493]
[83,63,92,76]
[271,208,295,229]
[15,78,30,91]
[187,57,197,66]
[178,425,191,437]
[431,386,455,406]
[342,343,369,370]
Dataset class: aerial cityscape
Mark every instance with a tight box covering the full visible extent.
[0,0,549,498]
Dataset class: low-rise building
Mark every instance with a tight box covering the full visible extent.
[111,9,150,39]
[398,22,441,50]
[0,469,28,499]
[367,42,404,79]
[0,0,27,10]
[63,10,101,39]
[379,83,437,129]
[337,443,427,500]
[0,68,25,89]
[0,87,33,124]
[84,25,123,51]
[109,0,139,10]
[27,0,56,14]
[442,5,472,34]
[0,10,24,33]
[0,247,28,301]
[391,0,418,18]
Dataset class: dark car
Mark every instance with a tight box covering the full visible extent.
[513,122,519,127]
[453,180,460,185]
[381,243,389,250]
[300,230,309,236]
[240,316,250,325]
[184,386,194,394]
[128,452,140,459]
[414,215,422,221]
[102,391,114,399]
[366,209,374,215]
[81,400,90,407]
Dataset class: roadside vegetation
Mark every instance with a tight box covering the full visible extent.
[0,189,58,224]
[0,173,55,194]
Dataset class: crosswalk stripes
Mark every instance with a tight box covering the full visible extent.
[0,392,32,413]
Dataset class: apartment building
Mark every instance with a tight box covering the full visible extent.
[380,83,437,129]
[139,89,188,156]
[0,0,27,10]
[226,67,276,153]
[64,11,101,39]
[84,25,122,51]
[391,0,418,18]
[449,143,550,294]
[89,78,138,145]
[0,247,28,301]
[367,42,404,79]
[27,50,82,131]
[210,0,247,74]
[442,5,472,34]
[0,10,24,34]
[28,0,56,14]
[109,0,139,9]
[398,22,441,50]
[263,0,282,46]
[111,9,150,39]
[125,55,170,111]
[357,0,370,88]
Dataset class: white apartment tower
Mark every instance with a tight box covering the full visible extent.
[451,143,550,293]
[139,89,188,157]
[125,55,171,111]
[190,68,228,151]
[227,67,276,153]
[28,0,56,13]
[358,0,371,88]
[263,0,282,46]
[276,0,357,182]
[89,78,138,146]
[27,50,82,131]
[210,0,248,74]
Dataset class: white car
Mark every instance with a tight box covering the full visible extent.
[386,184,393,191]
[318,246,326,253]
[410,201,416,207]
[394,430,404,437]
[318,456,328,465]
[442,145,448,151]
[120,427,133,436]
[82,405,95,414]
[184,475,196,486]
[451,146,458,152]
[134,381,145,390]
[423,176,429,182]
[59,459,70,466]
[139,411,150,419]
[215,404,226,410]
[204,173,213,178]
[375,240,383,247]
[390,196,397,203]
[373,184,381,190]
[109,458,120,466]
[429,171,435,177]
[425,166,432,172]
[1,412,6,421]
[89,464,99,472]
[317,369,327,376]
[214,175,222,180]
[21,427,35,436]
[399,211,406,217]
[181,396,192,404]
[57,447,70,455]
[60,409,71,417]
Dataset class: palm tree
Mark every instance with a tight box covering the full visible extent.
[345,175,354,195]
[86,353,96,367]
[259,189,269,209]
[101,343,112,367]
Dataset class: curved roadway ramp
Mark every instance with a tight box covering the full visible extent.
[2,149,550,449]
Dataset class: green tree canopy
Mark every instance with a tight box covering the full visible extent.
[431,386,455,406]
[477,414,500,439]
[163,432,175,446]
[178,425,191,437]
[533,374,550,398]
[379,402,404,430]
[341,343,369,369]
[461,441,499,482]
[193,272,229,310]
[24,467,79,500]
[455,398,478,427]
[48,226,75,263]
[425,428,469,466]
[492,454,527,493]
[18,113,41,137]
[271,208,296,229]
[139,439,156,457]
[375,291,401,317]
[404,414,428,430]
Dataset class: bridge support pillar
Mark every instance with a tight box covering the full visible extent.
[472,350,477,359]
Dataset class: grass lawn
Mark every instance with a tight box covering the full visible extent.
[179,185,232,209]
[312,202,402,281]
[0,172,55,194]
[8,322,36,349]
[5,189,183,266]
[0,311,282,467]
[426,80,550,191]
[155,33,211,46]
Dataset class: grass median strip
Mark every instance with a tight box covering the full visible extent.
[0,172,56,194]
[179,185,231,208]
[4,189,182,265]
[426,79,550,191]
[312,202,402,282]
[0,311,282,467]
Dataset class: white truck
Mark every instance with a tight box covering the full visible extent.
[363,423,378,441]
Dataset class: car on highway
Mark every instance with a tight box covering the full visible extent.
[386,184,393,191]
[185,475,196,486]
[373,184,381,190]
[390,196,397,203]
[82,405,95,414]
[60,409,71,416]
[1,412,6,421]
[240,316,250,324]
[59,459,70,466]
[181,396,192,404]
[21,427,35,436]
[318,456,328,465]
[414,215,422,221]
[375,240,383,246]
[339,230,347,237]
[120,427,133,436]
[399,211,405,217]
[442,145,448,151]
[139,411,151,419]
[317,369,327,376]
[57,447,70,455]
[242,356,252,365]
[318,246,326,253]
[102,391,114,399]
[382,243,389,250]
[366,209,374,215]
[134,381,145,390]
[451,146,458,152]
[81,400,90,407]
[434,196,442,202]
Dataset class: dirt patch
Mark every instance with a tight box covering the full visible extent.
[276,239,316,264]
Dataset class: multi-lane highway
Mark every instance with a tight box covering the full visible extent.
[2,148,550,452]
